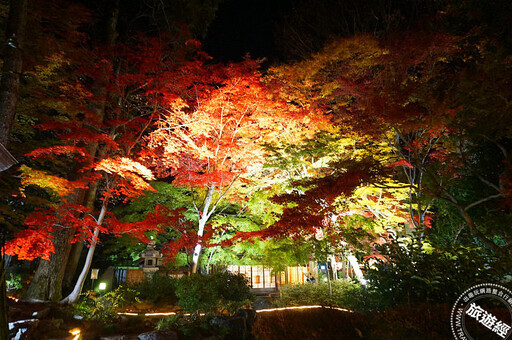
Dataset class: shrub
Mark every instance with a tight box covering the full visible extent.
[364,239,510,306]
[276,282,330,307]
[156,313,222,338]
[175,271,254,315]
[6,273,22,291]
[276,279,383,313]
[75,286,139,322]
[132,273,177,304]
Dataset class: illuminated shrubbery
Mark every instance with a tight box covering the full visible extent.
[276,279,383,313]
[175,272,254,315]
[131,273,177,304]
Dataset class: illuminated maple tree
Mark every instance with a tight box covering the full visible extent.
[6,123,168,303]
[5,34,201,303]
[237,33,459,281]
[266,30,512,262]
[145,56,315,273]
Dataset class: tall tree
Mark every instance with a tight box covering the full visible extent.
[268,29,512,259]
[146,58,307,273]
[0,1,27,338]
[23,0,119,302]
[61,0,121,293]
[0,0,27,147]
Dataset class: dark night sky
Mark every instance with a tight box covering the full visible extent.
[107,0,459,63]
[203,0,291,62]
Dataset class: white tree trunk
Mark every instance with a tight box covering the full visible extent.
[190,186,215,274]
[329,254,338,280]
[347,253,366,285]
[190,218,206,274]
[60,202,107,304]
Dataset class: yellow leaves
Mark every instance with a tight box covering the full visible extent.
[19,165,83,198]
[320,82,342,98]
[345,181,410,233]
[269,34,385,88]
[166,97,189,112]
[30,52,71,85]
[95,157,155,191]
[422,241,435,254]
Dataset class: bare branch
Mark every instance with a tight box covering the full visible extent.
[464,193,506,212]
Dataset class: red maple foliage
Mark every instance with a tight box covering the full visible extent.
[5,36,204,260]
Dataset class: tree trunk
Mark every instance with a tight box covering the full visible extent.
[24,0,119,302]
[1,241,9,340]
[24,178,89,301]
[325,262,332,297]
[60,1,119,290]
[62,182,99,292]
[347,253,366,285]
[191,186,215,274]
[0,1,27,332]
[61,202,107,304]
[329,254,338,280]
[0,0,27,147]
[191,217,207,274]
[23,225,75,302]
[62,242,84,293]
[24,168,94,301]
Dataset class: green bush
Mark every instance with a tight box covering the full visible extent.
[276,279,383,313]
[276,282,330,306]
[364,239,510,307]
[6,273,22,291]
[132,273,177,304]
[156,313,223,338]
[175,271,254,315]
[75,286,139,322]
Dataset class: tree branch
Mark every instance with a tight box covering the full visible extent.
[464,193,506,212]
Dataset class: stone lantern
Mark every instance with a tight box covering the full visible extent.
[140,240,163,273]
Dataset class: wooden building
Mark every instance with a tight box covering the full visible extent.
[226,265,311,290]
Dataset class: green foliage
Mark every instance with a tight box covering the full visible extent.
[5,273,22,291]
[175,272,254,315]
[114,182,193,222]
[75,286,139,322]
[132,273,177,304]
[275,279,382,313]
[211,237,310,273]
[106,182,196,264]
[156,313,222,338]
[365,238,509,306]
[103,235,147,266]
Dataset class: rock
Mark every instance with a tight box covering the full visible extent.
[49,318,65,329]
[32,307,51,319]
[8,319,39,340]
[211,316,247,340]
[235,308,257,331]
[138,330,179,340]
[132,300,155,311]
[210,316,230,329]
[253,296,272,310]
